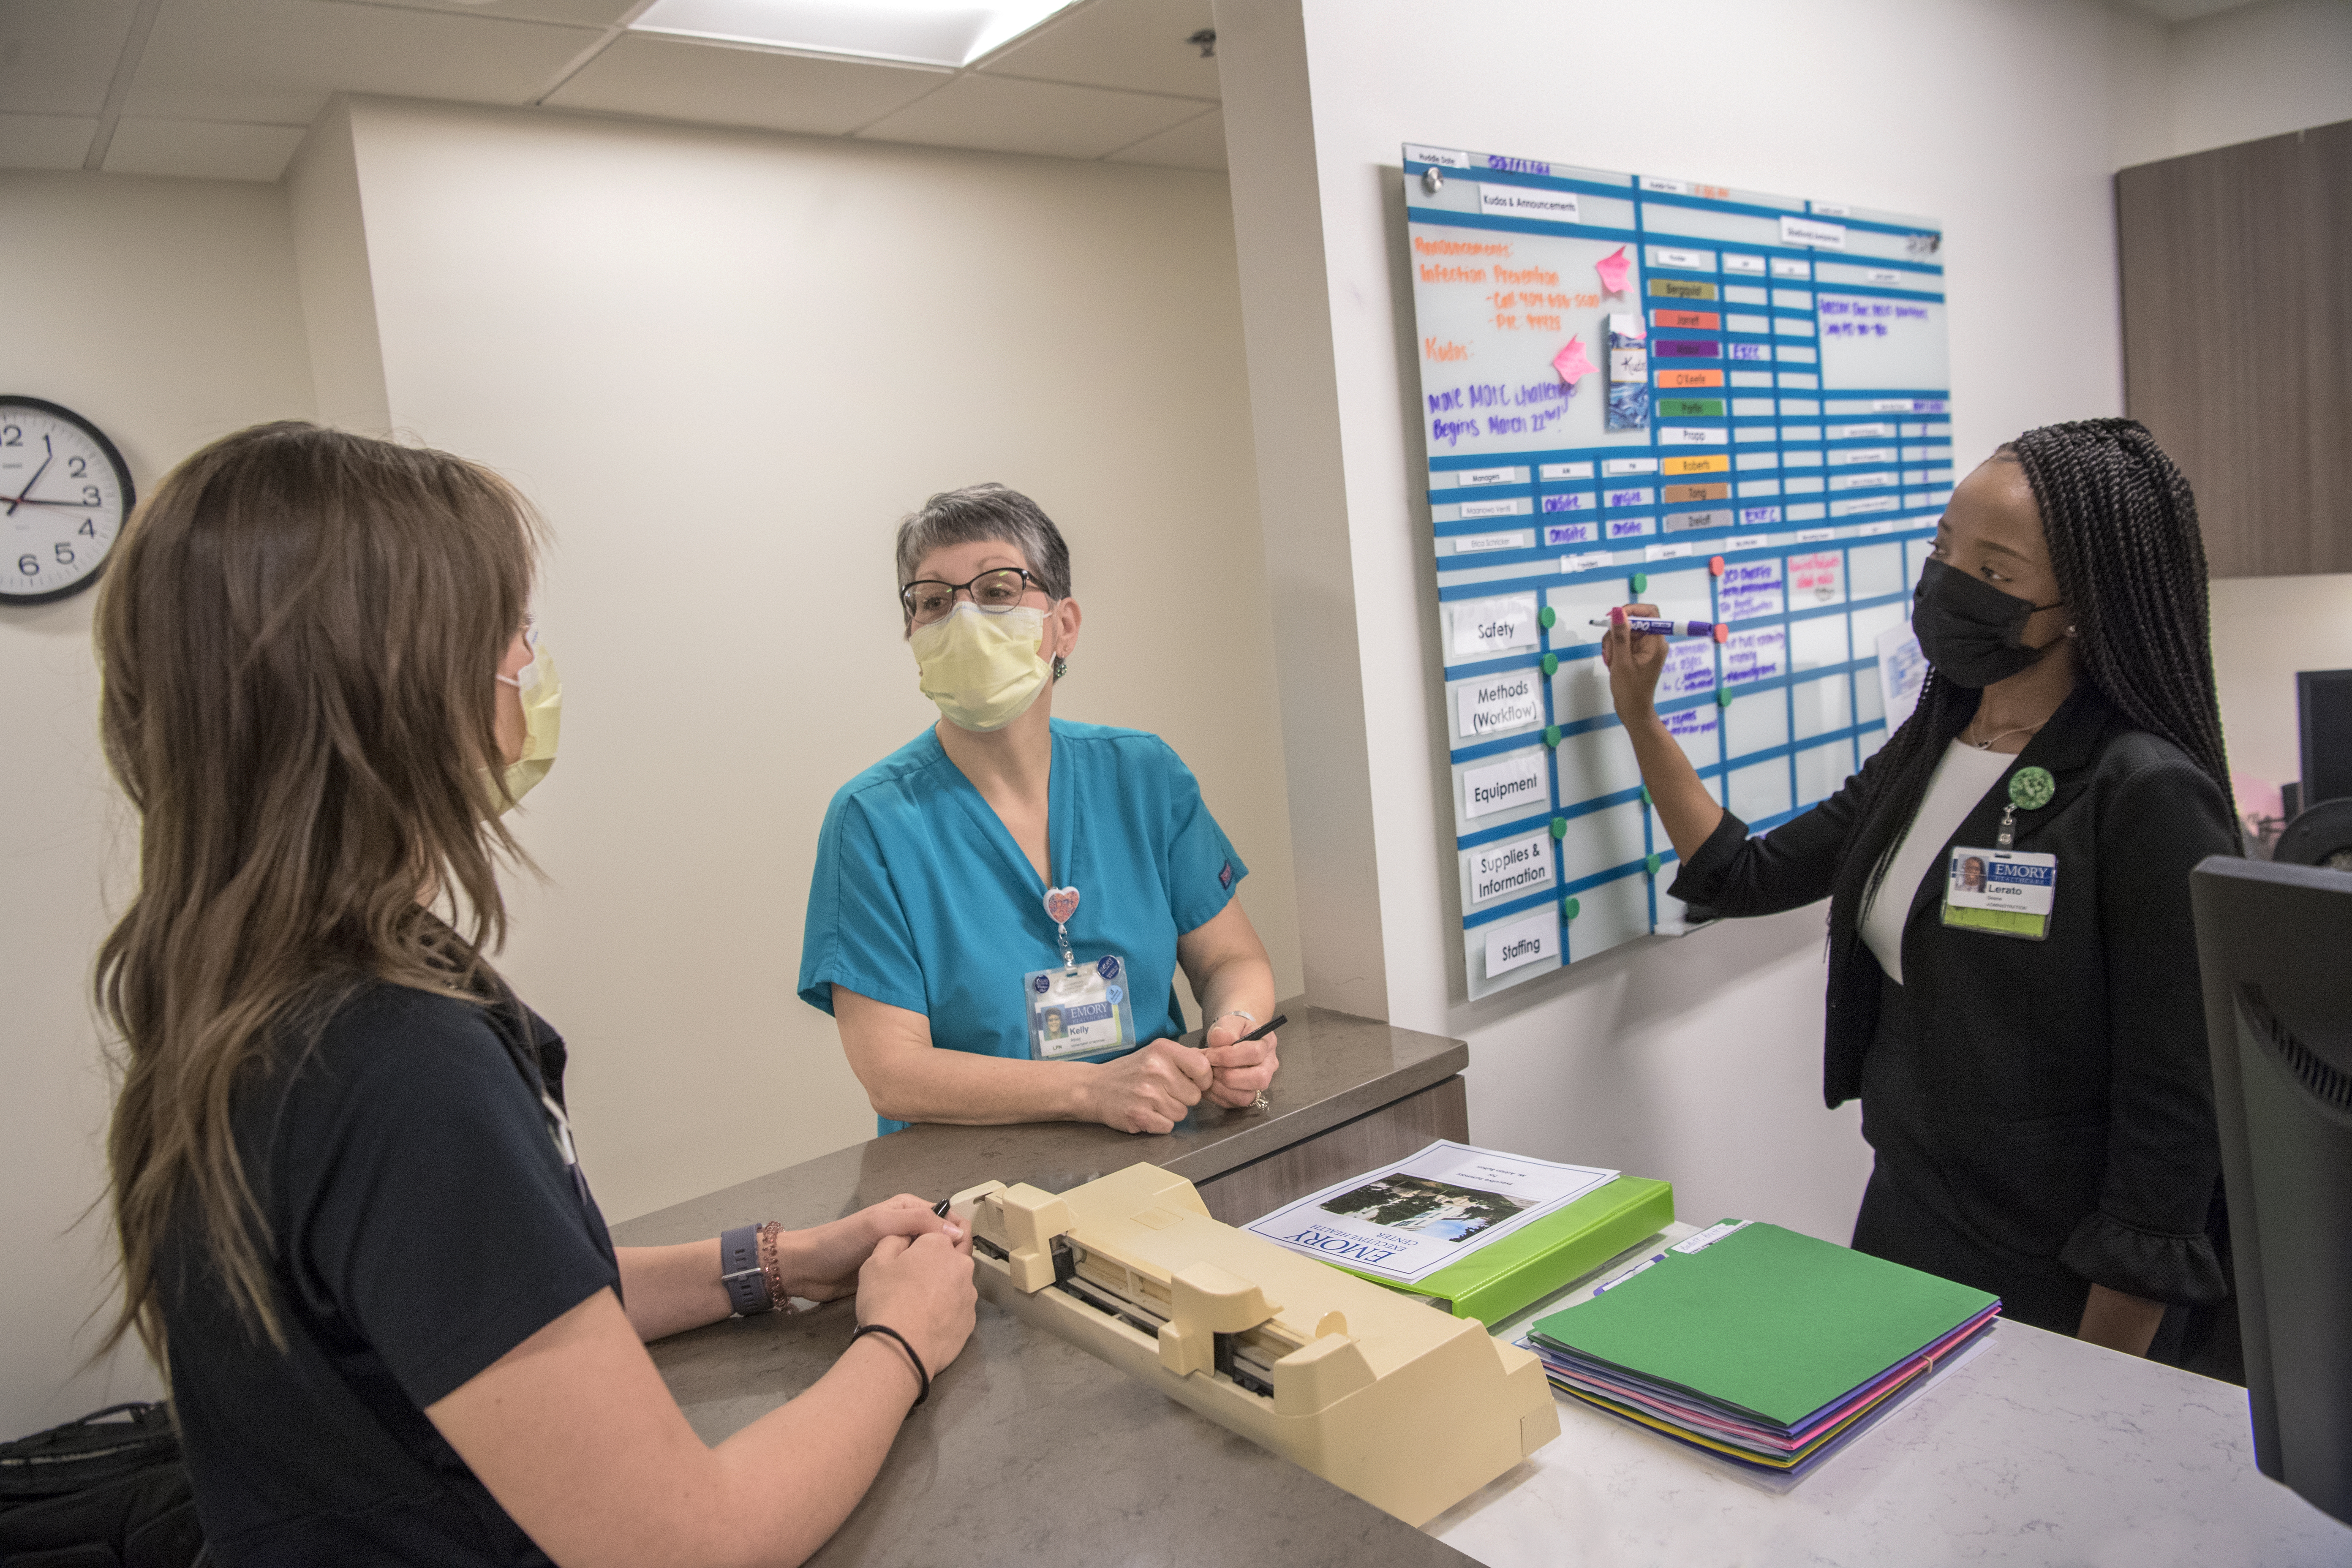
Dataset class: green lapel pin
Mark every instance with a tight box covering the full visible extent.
[1998,765,2055,848]
[2008,766,2055,811]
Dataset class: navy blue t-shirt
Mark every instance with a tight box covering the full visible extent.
[161,982,618,1566]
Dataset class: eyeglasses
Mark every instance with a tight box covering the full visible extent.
[899,567,1041,625]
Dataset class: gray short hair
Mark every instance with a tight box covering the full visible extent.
[893,485,1072,619]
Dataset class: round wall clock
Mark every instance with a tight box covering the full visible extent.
[0,397,135,606]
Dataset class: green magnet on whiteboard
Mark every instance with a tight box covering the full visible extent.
[1716,689,1733,708]
[1550,817,1568,840]
[1644,852,1663,876]
[1541,653,1559,677]
[1640,784,1652,805]
[1562,896,1581,920]
[1538,605,1557,629]
[1543,724,1561,748]
[1630,573,1649,594]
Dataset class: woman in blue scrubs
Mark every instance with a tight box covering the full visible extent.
[800,485,1282,1135]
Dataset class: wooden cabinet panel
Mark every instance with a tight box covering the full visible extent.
[2117,121,2352,578]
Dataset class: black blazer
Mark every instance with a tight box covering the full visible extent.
[1669,682,2236,1305]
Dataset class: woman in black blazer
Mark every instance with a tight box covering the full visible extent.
[1605,419,2238,1364]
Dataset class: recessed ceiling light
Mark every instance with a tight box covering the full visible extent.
[629,0,1085,68]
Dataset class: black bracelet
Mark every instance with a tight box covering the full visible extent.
[852,1323,931,1409]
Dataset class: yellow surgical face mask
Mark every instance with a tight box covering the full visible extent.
[911,604,1049,732]
[491,632,561,811]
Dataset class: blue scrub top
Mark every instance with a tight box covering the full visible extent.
[800,719,1248,1134]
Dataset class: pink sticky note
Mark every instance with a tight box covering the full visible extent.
[1552,335,1597,386]
[1595,245,1631,294]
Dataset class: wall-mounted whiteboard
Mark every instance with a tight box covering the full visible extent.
[1401,144,1953,999]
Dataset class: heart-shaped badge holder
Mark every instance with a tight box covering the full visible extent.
[1043,887,1081,972]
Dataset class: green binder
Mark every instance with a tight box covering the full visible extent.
[1337,1175,1675,1325]
[1532,1221,2000,1426]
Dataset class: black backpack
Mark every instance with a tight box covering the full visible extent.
[0,1403,205,1568]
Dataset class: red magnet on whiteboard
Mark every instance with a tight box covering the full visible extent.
[1709,555,1725,576]
[1712,623,1730,643]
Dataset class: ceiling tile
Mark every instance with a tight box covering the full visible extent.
[103,115,308,180]
[0,112,98,169]
[1104,104,1220,170]
[547,33,945,137]
[980,0,1216,100]
[321,0,642,27]
[855,71,1200,160]
[123,0,599,124]
[0,0,140,116]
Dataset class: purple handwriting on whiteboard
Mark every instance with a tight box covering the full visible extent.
[1608,517,1655,539]
[1661,640,1718,697]
[1719,560,1784,620]
[1725,628,1786,684]
[1544,522,1597,545]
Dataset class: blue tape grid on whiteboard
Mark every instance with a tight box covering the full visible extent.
[1446,525,1941,939]
[1405,148,1952,982]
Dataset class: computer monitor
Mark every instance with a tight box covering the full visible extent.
[2297,668,2352,807]
[2189,855,2352,1527]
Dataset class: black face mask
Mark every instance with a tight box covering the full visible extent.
[1911,556,2065,689]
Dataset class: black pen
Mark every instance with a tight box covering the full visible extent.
[1225,1013,1286,1045]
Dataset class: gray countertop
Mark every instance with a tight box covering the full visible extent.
[616,1001,1465,1244]
[615,1000,1476,1568]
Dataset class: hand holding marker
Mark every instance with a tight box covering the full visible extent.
[1594,607,1730,643]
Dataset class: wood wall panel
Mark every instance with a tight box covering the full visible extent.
[2117,121,2352,578]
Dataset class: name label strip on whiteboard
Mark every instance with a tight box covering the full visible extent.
[1479,186,1580,223]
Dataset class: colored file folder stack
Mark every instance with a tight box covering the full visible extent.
[1525,1220,2000,1484]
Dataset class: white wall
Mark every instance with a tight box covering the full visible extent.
[1216,0,2192,1243]
[302,97,1297,1224]
[2156,0,2352,161]
[2212,575,2352,808]
[0,173,316,1441]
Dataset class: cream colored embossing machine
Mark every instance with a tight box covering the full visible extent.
[951,1163,1559,1525]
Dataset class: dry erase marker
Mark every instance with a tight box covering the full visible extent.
[1591,615,1730,642]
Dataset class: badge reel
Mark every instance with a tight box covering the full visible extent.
[1024,886,1137,1062]
[1942,766,2059,942]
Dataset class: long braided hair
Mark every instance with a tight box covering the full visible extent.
[1835,417,2237,914]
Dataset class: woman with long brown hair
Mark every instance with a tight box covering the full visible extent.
[97,422,975,1566]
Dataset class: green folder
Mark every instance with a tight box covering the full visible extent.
[1532,1221,1998,1426]
[1339,1175,1675,1325]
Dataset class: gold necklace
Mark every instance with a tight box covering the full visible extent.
[1964,717,2047,751]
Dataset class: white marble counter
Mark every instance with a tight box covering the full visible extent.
[1428,1229,2352,1568]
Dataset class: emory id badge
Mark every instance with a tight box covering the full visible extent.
[1941,765,2058,941]
[1025,954,1135,1061]
[1024,884,1136,1062]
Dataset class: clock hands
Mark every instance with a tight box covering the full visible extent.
[5,435,56,517]
[2,496,101,510]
